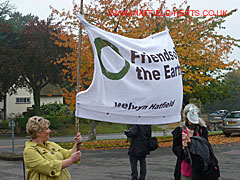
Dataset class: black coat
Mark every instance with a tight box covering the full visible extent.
[172,126,209,180]
[125,125,151,157]
[189,136,220,180]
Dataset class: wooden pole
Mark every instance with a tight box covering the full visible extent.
[76,0,84,150]
[77,1,84,92]
[163,16,167,29]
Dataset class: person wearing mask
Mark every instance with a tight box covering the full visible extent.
[172,104,220,180]
[24,116,82,180]
[124,125,151,180]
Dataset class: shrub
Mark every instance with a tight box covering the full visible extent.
[0,120,11,130]
[16,117,29,132]
[40,103,74,116]
[16,115,76,135]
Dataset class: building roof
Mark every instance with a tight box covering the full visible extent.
[40,84,63,96]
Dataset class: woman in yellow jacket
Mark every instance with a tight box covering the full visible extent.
[24,116,82,180]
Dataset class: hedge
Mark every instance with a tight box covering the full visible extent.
[0,121,11,130]
[15,116,93,135]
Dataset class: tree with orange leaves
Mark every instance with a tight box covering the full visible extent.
[51,0,239,109]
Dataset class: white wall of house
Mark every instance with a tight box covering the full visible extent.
[0,99,4,118]
[41,96,63,105]
[0,99,3,109]
[5,88,63,118]
[6,88,34,118]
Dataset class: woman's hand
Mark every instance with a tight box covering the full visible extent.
[62,151,81,169]
[182,132,191,150]
[74,132,82,144]
[72,133,82,153]
[70,151,81,163]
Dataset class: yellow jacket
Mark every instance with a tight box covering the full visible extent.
[24,140,77,180]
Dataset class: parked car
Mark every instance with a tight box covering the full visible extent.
[222,111,240,137]
[208,110,228,131]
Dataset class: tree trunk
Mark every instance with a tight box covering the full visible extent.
[33,88,41,115]
[90,120,96,140]
[88,120,96,141]
[183,97,190,107]
[3,94,6,120]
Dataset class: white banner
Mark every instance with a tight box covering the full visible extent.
[75,14,183,124]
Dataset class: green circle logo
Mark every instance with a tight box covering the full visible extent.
[94,37,130,80]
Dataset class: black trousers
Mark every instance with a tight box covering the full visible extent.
[129,155,146,180]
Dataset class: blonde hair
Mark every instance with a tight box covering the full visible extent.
[26,116,50,138]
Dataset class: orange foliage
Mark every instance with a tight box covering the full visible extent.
[58,134,240,150]
[50,0,239,109]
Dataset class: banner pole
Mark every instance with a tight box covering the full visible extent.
[163,16,167,29]
[76,0,84,150]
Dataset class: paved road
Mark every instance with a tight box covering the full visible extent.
[0,131,171,153]
[1,143,240,180]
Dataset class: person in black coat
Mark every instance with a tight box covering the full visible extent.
[172,104,220,180]
[124,125,151,180]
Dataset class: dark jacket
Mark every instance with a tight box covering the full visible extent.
[125,125,151,156]
[172,126,209,180]
[189,136,220,180]
[189,136,211,172]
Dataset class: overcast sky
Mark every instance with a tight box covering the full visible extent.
[9,0,240,60]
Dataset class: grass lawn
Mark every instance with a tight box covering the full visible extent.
[53,121,180,136]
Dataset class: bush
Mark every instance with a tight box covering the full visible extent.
[44,115,75,129]
[15,116,165,137]
[0,121,11,130]
[16,117,28,132]
[40,103,74,116]
[16,115,76,135]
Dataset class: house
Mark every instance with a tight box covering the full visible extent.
[0,84,63,119]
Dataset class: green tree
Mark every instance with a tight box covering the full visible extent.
[0,22,19,97]
[0,12,37,98]
[0,21,20,119]
[203,70,240,113]
[0,0,14,22]
[224,70,240,110]
[0,6,36,119]
[0,0,18,119]
[7,12,36,31]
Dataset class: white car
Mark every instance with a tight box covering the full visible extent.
[222,111,240,137]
